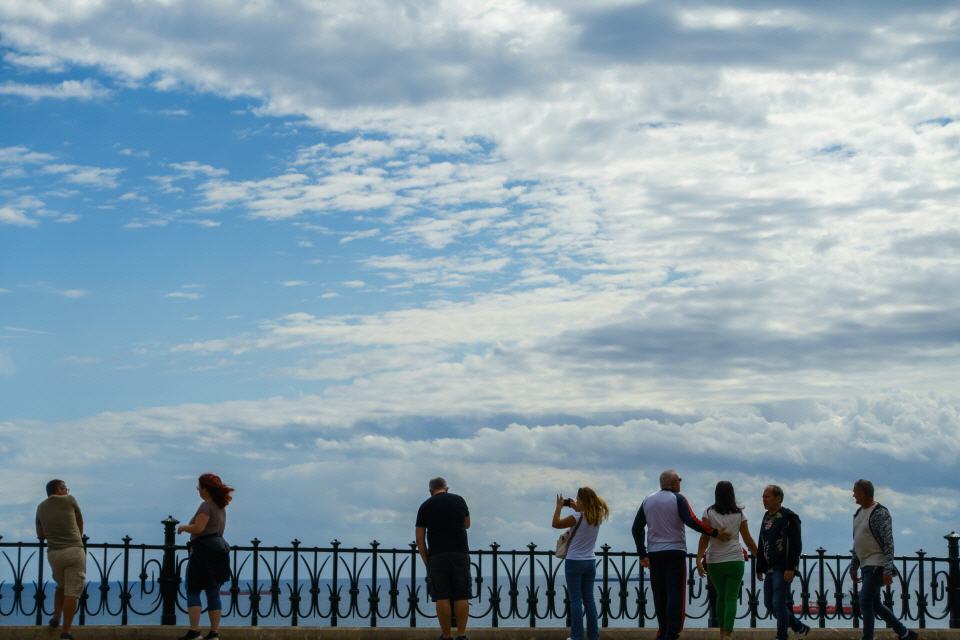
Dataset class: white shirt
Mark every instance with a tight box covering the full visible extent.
[565,511,601,561]
[854,503,884,568]
[702,507,746,564]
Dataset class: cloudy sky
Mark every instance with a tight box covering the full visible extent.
[0,1,958,558]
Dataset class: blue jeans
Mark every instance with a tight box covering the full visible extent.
[859,566,907,640]
[763,570,804,640]
[187,586,222,611]
[565,559,599,640]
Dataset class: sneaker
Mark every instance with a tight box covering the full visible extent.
[59,633,74,640]
[178,631,203,640]
[204,632,220,640]
[796,624,811,639]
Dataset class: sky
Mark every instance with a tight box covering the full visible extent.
[0,1,958,558]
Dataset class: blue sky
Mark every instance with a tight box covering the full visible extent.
[1,1,958,558]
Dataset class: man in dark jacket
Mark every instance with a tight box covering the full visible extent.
[757,485,810,640]
[850,479,918,640]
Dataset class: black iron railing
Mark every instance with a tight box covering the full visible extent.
[1,519,957,629]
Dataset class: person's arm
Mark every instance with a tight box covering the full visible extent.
[552,494,576,529]
[696,515,711,577]
[739,520,758,557]
[415,526,428,566]
[755,517,767,578]
[177,509,209,535]
[464,515,471,530]
[73,498,84,535]
[784,512,802,581]
[35,508,44,540]
[631,503,648,563]
[870,506,896,581]
[676,494,728,540]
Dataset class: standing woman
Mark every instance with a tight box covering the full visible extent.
[552,487,610,640]
[696,481,758,640]
[176,473,234,640]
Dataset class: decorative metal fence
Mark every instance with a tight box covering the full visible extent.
[1,518,958,629]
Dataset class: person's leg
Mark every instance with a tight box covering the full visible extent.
[53,586,64,625]
[708,562,740,635]
[580,560,599,640]
[205,587,222,634]
[186,587,203,632]
[859,567,879,640]
[724,562,745,634]
[769,571,788,640]
[454,599,469,637]
[61,596,78,634]
[61,547,86,635]
[436,599,453,638]
[429,553,454,638]
[865,567,909,638]
[663,550,686,640]
[648,553,667,639]
[565,559,587,640]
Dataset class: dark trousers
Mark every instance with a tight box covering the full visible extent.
[763,570,804,640]
[859,566,907,640]
[648,550,687,640]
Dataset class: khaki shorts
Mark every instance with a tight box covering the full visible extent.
[48,547,86,597]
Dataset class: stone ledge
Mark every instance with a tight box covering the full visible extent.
[0,627,956,640]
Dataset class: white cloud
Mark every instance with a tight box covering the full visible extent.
[42,163,122,188]
[57,288,89,298]
[165,291,202,300]
[0,206,38,227]
[0,79,110,100]
[281,280,309,287]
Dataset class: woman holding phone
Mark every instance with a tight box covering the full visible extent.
[552,487,610,640]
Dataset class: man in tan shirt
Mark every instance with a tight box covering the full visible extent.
[35,479,85,640]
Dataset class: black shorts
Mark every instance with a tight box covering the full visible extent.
[427,552,472,602]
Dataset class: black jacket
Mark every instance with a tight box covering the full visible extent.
[187,534,231,592]
[756,507,801,574]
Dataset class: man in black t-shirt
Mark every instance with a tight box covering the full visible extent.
[415,477,471,640]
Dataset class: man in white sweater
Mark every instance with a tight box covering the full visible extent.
[850,479,917,640]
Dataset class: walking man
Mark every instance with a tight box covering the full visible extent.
[850,479,918,640]
[757,485,810,640]
[36,479,86,640]
[632,469,730,640]
[416,477,471,640]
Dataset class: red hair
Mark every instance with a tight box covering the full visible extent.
[198,473,234,508]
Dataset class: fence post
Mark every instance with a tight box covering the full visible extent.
[409,541,418,628]
[35,536,46,626]
[527,542,537,628]
[250,537,261,627]
[330,539,340,627]
[159,516,179,626]
[946,532,960,629]
[600,544,611,628]
[490,542,500,628]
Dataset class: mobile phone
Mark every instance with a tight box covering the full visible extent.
[563,498,574,507]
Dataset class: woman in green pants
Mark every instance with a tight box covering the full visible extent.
[696,481,759,639]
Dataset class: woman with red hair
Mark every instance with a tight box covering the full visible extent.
[176,473,234,640]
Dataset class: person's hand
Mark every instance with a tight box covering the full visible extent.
[696,558,707,577]
[176,525,187,535]
[556,494,564,510]
[716,527,732,542]
[851,569,859,583]
[756,572,764,582]
[784,570,795,583]
[641,557,650,568]
[882,574,893,587]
